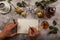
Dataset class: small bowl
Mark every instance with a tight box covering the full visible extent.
[0,3,5,9]
[0,1,11,15]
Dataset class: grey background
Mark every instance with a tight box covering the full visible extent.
[0,0,60,40]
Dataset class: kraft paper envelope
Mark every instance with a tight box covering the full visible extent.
[17,19,38,34]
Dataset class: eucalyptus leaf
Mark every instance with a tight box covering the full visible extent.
[50,0,57,3]
[17,1,26,7]
[53,20,57,26]
[48,26,58,35]
[48,30,57,35]
[22,1,27,7]
[35,2,41,7]
[53,27,58,31]
[8,0,12,3]
[35,1,47,9]
[49,26,54,29]
[17,2,22,7]
[35,0,57,8]
[0,0,5,1]
[48,30,54,35]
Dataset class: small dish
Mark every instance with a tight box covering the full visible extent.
[0,1,11,15]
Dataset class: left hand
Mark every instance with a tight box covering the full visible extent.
[0,22,18,39]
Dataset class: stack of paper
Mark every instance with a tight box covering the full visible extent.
[17,19,38,34]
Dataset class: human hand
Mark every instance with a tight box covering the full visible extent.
[0,22,18,39]
[28,27,39,40]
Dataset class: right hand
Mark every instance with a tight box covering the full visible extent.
[28,27,39,40]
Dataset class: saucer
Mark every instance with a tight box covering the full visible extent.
[0,1,11,15]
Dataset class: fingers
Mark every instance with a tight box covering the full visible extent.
[8,22,18,30]
[38,26,43,31]
[28,27,39,37]
[10,33,17,37]
[11,22,18,29]
[4,22,18,31]
[28,28,32,36]
[30,27,39,36]
[30,27,38,33]
[28,27,36,37]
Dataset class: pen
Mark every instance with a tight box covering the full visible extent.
[30,27,34,32]
[29,25,34,32]
[13,19,16,24]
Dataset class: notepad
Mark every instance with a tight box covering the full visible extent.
[17,19,38,34]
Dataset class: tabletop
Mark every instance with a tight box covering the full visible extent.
[0,0,60,40]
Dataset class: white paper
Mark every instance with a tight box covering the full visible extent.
[17,19,38,34]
